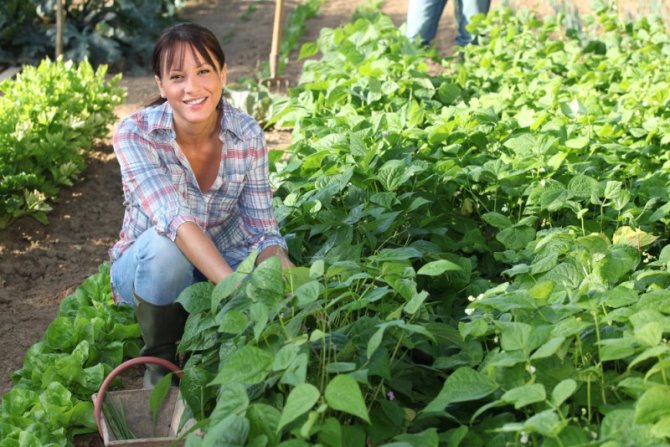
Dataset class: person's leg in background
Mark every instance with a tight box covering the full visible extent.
[111,227,197,387]
[454,0,491,46]
[406,0,449,46]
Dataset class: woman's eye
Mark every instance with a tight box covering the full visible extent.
[199,69,211,75]
[169,74,183,80]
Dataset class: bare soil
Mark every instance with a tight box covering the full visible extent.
[0,0,656,436]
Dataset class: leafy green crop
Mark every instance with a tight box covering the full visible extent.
[0,57,124,228]
[177,6,670,446]
[0,264,141,446]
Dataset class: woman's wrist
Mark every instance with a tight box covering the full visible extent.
[257,245,292,268]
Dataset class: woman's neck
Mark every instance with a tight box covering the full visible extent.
[174,111,220,148]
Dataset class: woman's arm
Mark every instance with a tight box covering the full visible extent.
[176,221,233,284]
[238,126,292,263]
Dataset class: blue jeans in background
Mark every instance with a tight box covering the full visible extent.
[406,0,491,46]
[110,226,238,306]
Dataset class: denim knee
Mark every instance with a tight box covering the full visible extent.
[133,230,195,306]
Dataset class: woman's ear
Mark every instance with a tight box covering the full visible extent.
[220,64,227,87]
[155,75,166,98]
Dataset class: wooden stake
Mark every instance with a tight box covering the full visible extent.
[55,0,64,59]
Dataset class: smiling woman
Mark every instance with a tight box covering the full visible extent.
[109,23,294,388]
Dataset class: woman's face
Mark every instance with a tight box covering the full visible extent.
[155,43,226,129]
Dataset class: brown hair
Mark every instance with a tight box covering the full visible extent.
[146,23,226,107]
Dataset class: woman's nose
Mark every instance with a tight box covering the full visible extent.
[184,74,198,92]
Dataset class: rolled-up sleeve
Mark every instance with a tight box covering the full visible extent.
[239,128,287,253]
[113,118,198,241]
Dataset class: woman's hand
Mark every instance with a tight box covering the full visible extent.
[257,245,294,269]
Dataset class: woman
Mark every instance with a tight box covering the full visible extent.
[109,23,293,387]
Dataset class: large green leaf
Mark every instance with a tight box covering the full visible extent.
[423,367,498,413]
[635,386,670,424]
[277,383,321,432]
[501,384,546,409]
[210,346,273,386]
[324,375,370,423]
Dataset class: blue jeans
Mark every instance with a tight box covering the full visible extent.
[110,227,239,306]
[406,0,491,46]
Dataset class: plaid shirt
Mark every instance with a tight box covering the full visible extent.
[109,97,287,267]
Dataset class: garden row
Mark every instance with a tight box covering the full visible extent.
[177,6,670,446]
[0,264,140,446]
[0,59,124,229]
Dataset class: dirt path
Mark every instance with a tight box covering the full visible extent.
[0,0,655,399]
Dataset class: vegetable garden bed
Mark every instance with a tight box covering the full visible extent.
[4,1,670,446]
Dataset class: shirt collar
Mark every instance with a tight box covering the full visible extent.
[146,97,246,141]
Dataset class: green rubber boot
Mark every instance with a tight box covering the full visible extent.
[133,293,187,389]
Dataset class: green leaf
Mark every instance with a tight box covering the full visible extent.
[504,133,536,155]
[551,379,577,407]
[218,310,249,335]
[519,410,564,436]
[324,375,370,423]
[247,404,280,446]
[210,383,250,423]
[613,226,658,248]
[497,321,533,352]
[565,137,589,149]
[596,245,640,284]
[600,409,634,440]
[249,303,269,341]
[367,326,387,359]
[598,337,637,362]
[527,279,555,301]
[211,272,246,312]
[211,346,273,386]
[149,373,173,425]
[250,257,283,291]
[605,286,638,308]
[502,383,546,409]
[482,212,513,229]
[423,367,498,413]
[298,42,319,60]
[603,180,623,200]
[377,159,411,191]
[181,367,215,419]
[635,386,670,424]
[437,83,461,105]
[567,174,598,199]
[277,383,320,432]
[634,322,663,347]
[539,186,569,211]
[404,291,428,315]
[459,319,488,340]
[651,415,670,438]
[177,282,214,314]
[294,280,322,305]
[417,260,464,276]
[202,414,250,447]
[393,428,439,447]
[496,226,536,250]
[530,336,565,360]
[369,247,423,262]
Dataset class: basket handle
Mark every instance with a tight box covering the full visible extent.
[93,356,184,438]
